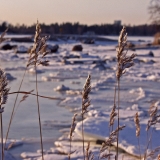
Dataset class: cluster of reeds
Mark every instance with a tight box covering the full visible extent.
[68,26,160,160]
[0,21,51,160]
[1,23,160,160]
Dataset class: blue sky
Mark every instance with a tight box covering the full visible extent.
[0,0,151,25]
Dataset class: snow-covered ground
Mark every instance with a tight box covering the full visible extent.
[0,35,160,159]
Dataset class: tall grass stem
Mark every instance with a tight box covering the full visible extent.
[4,68,27,149]
[35,65,44,160]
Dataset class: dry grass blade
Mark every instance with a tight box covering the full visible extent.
[9,91,63,100]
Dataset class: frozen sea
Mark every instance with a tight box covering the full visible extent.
[0,34,160,159]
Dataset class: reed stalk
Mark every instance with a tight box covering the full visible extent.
[26,20,50,160]
[35,64,44,160]
[81,74,91,160]
[4,68,27,149]
[115,26,136,160]
[0,69,10,160]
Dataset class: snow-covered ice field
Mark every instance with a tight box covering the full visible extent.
[0,35,160,159]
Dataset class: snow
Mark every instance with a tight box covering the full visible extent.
[1,35,160,159]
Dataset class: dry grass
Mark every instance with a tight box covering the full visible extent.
[81,74,91,159]
[116,26,136,160]
[1,24,160,160]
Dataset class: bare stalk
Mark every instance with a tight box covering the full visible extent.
[137,138,141,159]
[81,112,85,160]
[116,80,120,160]
[35,64,44,160]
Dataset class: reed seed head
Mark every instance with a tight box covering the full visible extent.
[82,74,91,115]
[69,113,77,140]
[109,104,117,127]
[116,26,136,80]
[100,125,125,153]
[0,69,10,107]
[146,102,160,131]
[134,112,140,137]
[146,146,160,159]
[27,21,50,67]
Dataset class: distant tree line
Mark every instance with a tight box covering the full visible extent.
[0,21,160,36]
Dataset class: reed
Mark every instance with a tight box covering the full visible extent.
[0,29,10,160]
[0,69,10,160]
[115,26,136,160]
[27,20,50,160]
[81,74,91,160]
